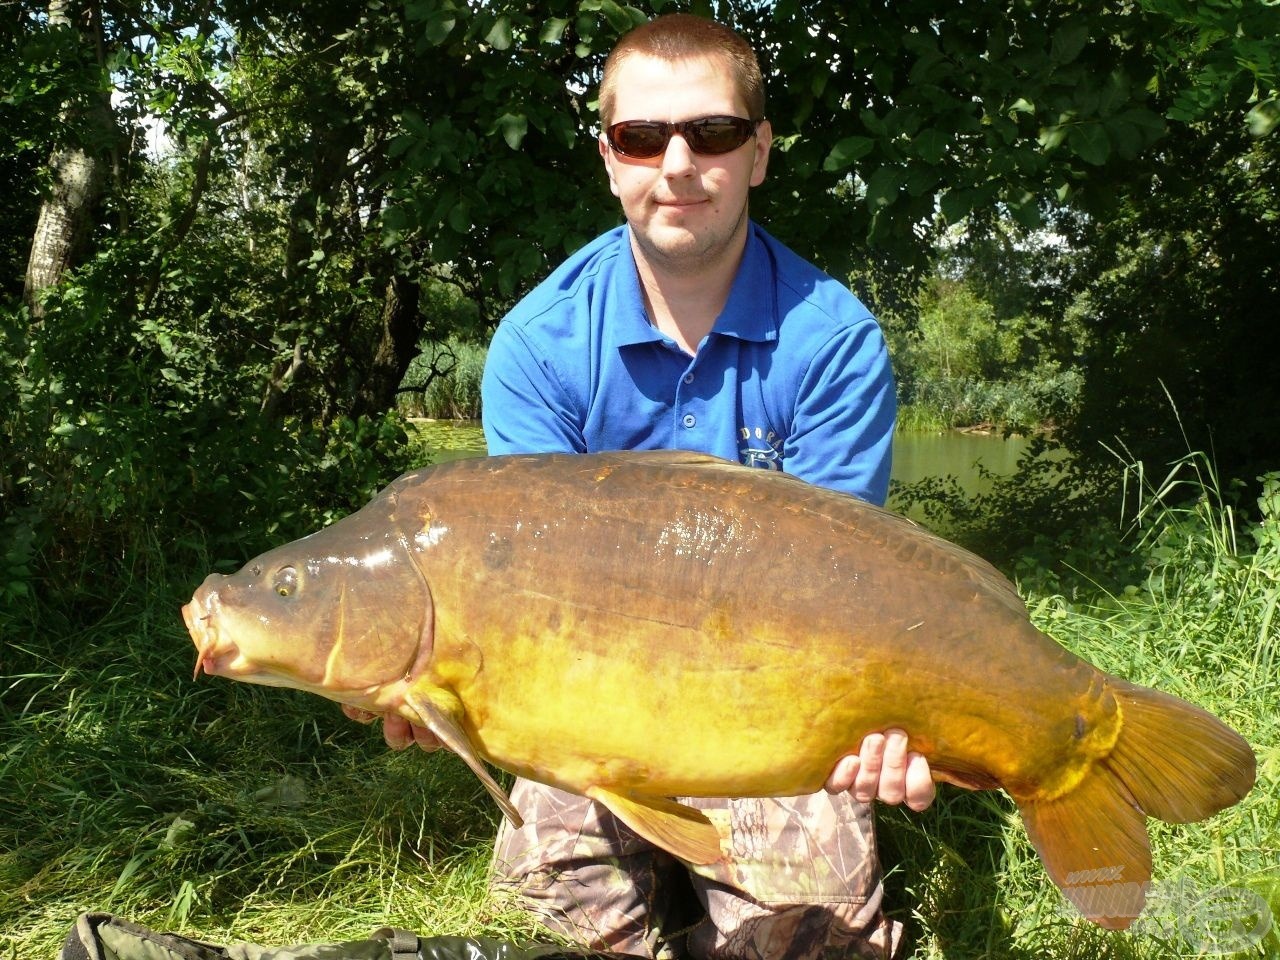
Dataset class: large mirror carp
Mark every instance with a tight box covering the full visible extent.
[183,451,1255,929]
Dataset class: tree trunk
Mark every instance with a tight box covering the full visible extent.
[351,273,423,418]
[23,0,112,319]
[258,132,350,422]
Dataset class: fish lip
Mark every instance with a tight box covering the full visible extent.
[183,590,227,680]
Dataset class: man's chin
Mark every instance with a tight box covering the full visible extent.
[633,224,724,269]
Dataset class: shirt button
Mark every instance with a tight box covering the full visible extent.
[682,372,695,384]
[682,413,696,428]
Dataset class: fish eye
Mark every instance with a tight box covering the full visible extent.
[272,566,298,597]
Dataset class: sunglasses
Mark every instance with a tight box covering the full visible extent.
[605,116,761,159]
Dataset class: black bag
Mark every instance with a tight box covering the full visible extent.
[60,913,616,960]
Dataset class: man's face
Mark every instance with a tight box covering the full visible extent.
[599,53,772,276]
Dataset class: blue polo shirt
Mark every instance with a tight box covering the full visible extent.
[480,222,895,505]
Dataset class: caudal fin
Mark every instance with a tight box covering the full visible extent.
[1104,680,1255,822]
[1019,679,1255,930]
[1020,765,1152,929]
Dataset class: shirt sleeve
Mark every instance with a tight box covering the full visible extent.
[480,321,587,455]
[783,320,896,506]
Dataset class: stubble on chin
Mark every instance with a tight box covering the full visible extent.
[630,200,751,278]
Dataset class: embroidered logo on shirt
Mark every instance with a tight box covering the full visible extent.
[739,425,783,470]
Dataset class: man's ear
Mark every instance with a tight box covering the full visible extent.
[750,119,773,188]
[599,136,622,198]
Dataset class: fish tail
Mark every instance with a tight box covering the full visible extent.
[1103,680,1256,823]
[1018,680,1255,930]
[1018,762,1152,930]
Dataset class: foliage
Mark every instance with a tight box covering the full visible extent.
[899,370,1083,435]
[872,257,1086,434]
[0,263,411,605]
[5,0,1280,605]
[890,435,1114,575]
[395,281,488,420]
[756,0,1280,268]
[1051,122,1280,494]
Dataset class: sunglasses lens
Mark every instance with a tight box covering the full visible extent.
[609,122,669,158]
[607,117,758,158]
[687,117,754,154]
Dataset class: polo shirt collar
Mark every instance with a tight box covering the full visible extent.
[714,222,777,343]
[613,222,778,348]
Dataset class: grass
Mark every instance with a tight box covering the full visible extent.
[1,458,1276,959]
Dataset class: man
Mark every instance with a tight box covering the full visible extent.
[373,13,934,960]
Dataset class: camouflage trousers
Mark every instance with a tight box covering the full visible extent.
[490,780,902,960]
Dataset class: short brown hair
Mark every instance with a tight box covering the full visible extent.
[598,13,765,128]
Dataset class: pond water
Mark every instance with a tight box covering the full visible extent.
[890,430,1034,491]
[410,419,1034,504]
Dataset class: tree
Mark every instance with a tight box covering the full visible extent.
[15,0,116,316]
[752,0,1278,271]
[3,0,1280,598]
[1056,118,1280,491]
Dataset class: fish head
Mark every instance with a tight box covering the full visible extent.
[182,495,434,710]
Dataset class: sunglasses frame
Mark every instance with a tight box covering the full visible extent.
[605,115,762,159]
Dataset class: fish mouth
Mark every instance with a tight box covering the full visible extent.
[183,590,237,680]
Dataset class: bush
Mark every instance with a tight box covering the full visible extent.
[1,271,412,606]
[903,369,1081,434]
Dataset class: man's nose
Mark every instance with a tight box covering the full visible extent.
[660,133,698,176]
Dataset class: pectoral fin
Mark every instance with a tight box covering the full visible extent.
[930,760,1000,792]
[404,688,524,828]
[586,787,725,865]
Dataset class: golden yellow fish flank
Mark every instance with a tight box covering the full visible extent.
[182,450,1256,930]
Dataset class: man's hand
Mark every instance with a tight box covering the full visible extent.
[340,705,443,752]
[825,728,935,812]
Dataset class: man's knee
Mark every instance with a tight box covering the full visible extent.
[688,899,901,960]
[490,779,690,959]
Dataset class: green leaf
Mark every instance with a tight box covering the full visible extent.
[1107,117,1142,160]
[540,17,570,45]
[1119,107,1164,139]
[905,164,940,198]
[1070,123,1110,166]
[448,200,470,234]
[940,188,974,223]
[423,13,456,45]
[486,15,513,50]
[823,135,874,172]
[865,166,905,210]
[598,0,634,33]
[1038,121,1068,151]
[496,112,528,150]
[1007,194,1042,230]
[860,109,887,135]
[1050,23,1088,65]
[1247,98,1280,137]
[913,128,950,165]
